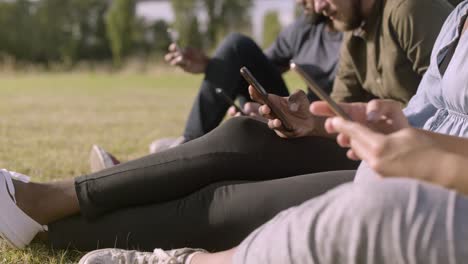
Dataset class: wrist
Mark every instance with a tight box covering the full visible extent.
[437,152,468,195]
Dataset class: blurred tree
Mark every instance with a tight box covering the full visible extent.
[0,0,256,66]
[0,0,37,61]
[185,15,203,49]
[68,0,112,61]
[130,19,173,58]
[105,0,136,66]
[170,0,203,49]
[35,0,80,64]
[150,20,172,55]
[262,11,281,48]
[202,0,252,48]
[0,0,112,65]
[131,17,150,55]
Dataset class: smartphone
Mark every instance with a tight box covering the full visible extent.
[240,67,294,131]
[290,62,351,120]
[167,28,181,52]
[215,88,246,116]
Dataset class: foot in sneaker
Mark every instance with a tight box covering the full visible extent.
[89,145,121,173]
[0,169,47,248]
[149,137,186,154]
[79,247,206,264]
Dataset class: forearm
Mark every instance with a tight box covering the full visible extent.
[403,144,468,196]
[435,152,468,196]
[420,129,468,156]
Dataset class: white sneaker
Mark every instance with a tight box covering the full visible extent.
[79,247,206,264]
[149,137,186,154]
[0,169,48,248]
[89,145,121,173]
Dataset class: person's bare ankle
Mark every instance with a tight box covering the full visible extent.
[12,180,48,225]
[13,179,80,225]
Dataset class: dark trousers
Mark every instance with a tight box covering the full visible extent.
[48,118,359,251]
[183,33,289,141]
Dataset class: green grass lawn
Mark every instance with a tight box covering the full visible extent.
[0,70,303,263]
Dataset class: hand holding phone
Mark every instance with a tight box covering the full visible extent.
[240,67,294,131]
[215,88,246,116]
[164,28,210,74]
[290,62,351,120]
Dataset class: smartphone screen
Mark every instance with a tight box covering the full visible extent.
[215,88,246,116]
[290,62,351,120]
[240,67,294,131]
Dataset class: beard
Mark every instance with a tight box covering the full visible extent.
[332,0,364,31]
[304,12,328,25]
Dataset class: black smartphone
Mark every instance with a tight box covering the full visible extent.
[240,66,294,131]
[167,28,181,52]
[215,88,246,116]
[290,62,351,120]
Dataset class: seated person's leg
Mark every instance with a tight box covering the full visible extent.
[76,117,359,219]
[1,118,357,248]
[233,179,468,264]
[183,33,289,141]
[48,171,355,251]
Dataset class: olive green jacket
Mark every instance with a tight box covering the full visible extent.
[331,0,453,104]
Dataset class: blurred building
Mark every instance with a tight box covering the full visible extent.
[136,0,296,43]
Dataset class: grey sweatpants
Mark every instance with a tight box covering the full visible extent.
[233,179,468,264]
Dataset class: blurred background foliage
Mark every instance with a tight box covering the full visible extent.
[0,0,112,66]
[262,11,281,48]
[0,0,258,68]
[0,0,461,69]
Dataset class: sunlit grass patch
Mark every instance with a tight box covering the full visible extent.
[0,70,303,263]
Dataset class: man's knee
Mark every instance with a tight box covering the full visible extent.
[215,33,258,57]
[214,117,271,143]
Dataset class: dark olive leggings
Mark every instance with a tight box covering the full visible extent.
[48,117,359,251]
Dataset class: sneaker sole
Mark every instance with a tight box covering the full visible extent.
[0,213,21,248]
[78,249,108,264]
[0,173,44,249]
[0,174,24,248]
[90,145,116,173]
[78,249,136,264]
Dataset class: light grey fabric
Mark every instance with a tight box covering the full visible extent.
[232,179,468,264]
[353,161,380,182]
